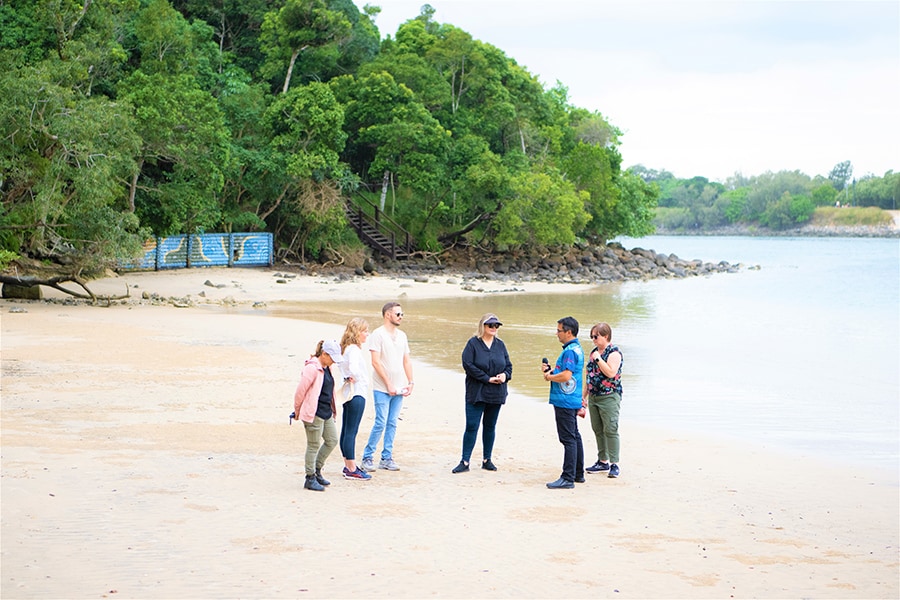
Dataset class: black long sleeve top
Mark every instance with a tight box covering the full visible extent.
[461,336,513,405]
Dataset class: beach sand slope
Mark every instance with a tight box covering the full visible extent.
[2,273,898,599]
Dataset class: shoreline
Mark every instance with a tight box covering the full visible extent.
[2,273,898,598]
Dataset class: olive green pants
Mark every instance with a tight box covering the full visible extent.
[588,392,621,464]
[303,416,338,475]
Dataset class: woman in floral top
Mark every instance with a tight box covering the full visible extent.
[583,322,623,478]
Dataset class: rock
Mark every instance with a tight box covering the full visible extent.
[2,283,41,300]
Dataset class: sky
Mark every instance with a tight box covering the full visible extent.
[357,0,899,182]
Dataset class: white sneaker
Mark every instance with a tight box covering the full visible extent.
[379,458,400,471]
[361,457,375,472]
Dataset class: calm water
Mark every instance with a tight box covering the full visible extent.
[275,236,900,471]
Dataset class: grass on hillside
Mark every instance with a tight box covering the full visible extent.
[810,206,894,227]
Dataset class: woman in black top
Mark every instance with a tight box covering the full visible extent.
[452,313,513,473]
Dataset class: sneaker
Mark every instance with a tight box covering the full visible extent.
[608,464,620,478]
[586,461,610,474]
[361,457,375,472]
[452,461,469,474]
[343,466,372,481]
[481,459,497,471]
[546,477,574,489]
[574,475,586,483]
[379,458,400,471]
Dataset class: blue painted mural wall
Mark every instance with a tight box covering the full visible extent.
[122,233,273,271]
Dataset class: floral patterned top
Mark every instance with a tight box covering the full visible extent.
[586,344,623,397]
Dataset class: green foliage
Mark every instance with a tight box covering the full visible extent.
[643,165,897,232]
[259,0,352,93]
[494,169,589,247]
[852,171,900,209]
[118,70,230,235]
[265,82,347,180]
[7,0,890,272]
[758,192,815,229]
[828,160,853,191]
[0,249,19,271]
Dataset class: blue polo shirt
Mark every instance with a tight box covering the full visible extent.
[549,339,584,409]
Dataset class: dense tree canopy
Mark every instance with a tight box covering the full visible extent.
[3,0,890,272]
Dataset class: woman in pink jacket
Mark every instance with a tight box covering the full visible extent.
[294,339,343,492]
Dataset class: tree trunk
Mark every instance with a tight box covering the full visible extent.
[282,45,308,94]
[379,170,390,212]
[128,159,142,213]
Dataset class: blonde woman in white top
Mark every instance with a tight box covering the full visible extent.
[338,318,372,480]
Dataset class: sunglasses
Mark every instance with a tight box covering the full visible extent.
[393,312,403,317]
[485,323,500,329]
[590,334,599,339]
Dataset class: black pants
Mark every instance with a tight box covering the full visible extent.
[340,395,366,460]
[554,406,584,482]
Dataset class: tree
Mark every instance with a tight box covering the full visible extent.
[118,71,230,235]
[828,160,853,191]
[0,57,146,271]
[262,82,350,259]
[259,0,351,94]
[493,168,589,247]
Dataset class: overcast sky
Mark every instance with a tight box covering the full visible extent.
[360,0,899,182]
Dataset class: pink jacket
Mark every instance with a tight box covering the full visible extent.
[293,357,337,424]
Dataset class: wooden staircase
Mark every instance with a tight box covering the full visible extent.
[344,195,414,261]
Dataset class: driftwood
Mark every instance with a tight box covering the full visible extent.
[0,273,130,305]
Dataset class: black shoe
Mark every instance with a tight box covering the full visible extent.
[608,464,620,478]
[546,477,574,489]
[574,475,586,483]
[482,459,497,471]
[315,470,331,486]
[586,461,610,474]
[304,474,325,491]
[451,461,469,474]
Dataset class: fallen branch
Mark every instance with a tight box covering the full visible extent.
[0,274,130,305]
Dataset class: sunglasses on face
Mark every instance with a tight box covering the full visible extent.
[590,334,599,339]
[485,323,500,329]
[393,312,403,317]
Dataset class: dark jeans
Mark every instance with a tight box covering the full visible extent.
[554,406,584,482]
[340,395,366,460]
[461,401,502,463]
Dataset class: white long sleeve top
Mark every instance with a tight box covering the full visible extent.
[339,343,370,400]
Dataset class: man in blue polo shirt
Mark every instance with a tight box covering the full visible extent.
[541,316,585,489]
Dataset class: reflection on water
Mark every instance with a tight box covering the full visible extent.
[272,286,636,399]
[271,236,899,470]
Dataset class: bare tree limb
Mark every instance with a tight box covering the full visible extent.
[0,274,130,305]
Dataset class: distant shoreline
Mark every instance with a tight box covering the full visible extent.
[654,221,900,238]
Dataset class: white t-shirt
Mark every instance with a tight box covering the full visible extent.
[368,325,410,393]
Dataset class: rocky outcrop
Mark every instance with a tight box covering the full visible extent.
[377,242,745,286]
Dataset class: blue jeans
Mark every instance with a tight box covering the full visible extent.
[461,402,502,463]
[340,395,366,460]
[364,391,403,461]
[554,406,584,482]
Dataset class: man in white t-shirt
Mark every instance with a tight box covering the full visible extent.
[361,302,414,471]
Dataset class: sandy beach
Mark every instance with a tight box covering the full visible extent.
[2,267,898,599]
